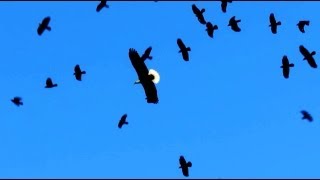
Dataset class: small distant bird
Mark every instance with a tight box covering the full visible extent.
[206,22,218,38]
[192,4,206,25]
[118,114,129,128]
[74,64,86,81]
[280,55,294,79]
[96,0,109,12]
[269,13,281,34]
[37,16,51,36]
[11,97,23,106]
[228,16,241,32]
[297,20,310,33]
[299,45,317,68]
[221,0,232,13]
[45,77,58,88]
[177,38,191,61]
[141,46,153,61]
[179,156,192,177]
[301,110,313,122]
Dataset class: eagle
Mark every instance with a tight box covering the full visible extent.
[37,16,51,36]
[221,0,232,13]
[280,55,294,79]
[299,45,317,68]
[206,22,218,38]
[297,20,310,33]
[96,0,109,12]
[179,156,192,177]
[301,110,313,122]
[74,64,86,81]
[269,13,281,34]
[45,77,58,88]
[228,16,241,32]
[177,38,191,61]
[118,114,129,128]
[192,4,206,25]
[11,97,23,106]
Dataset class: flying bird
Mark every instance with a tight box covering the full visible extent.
[206,22,218,38]
[74,64,86,81]
[280,55,294,79]
[299,45,317,68]
[297,20,310,33]
[179,156,192,177]
[192,4,206,25]
[177,38,191,61]
[96,0,109,12]
[228,16,241,32]
[118,114,129,128]
[45,77,58,88]
[11,97,23,106]
[129,48,159,104]
[269,13,281,34]
[301,110,313,122]
[140,46,153,61]
[221,0,232,13]
[37,16,51,36]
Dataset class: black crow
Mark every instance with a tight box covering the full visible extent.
[37,16,51,36]
[141,46,153,61]
[280,55,294,79]
[206,22,218,38]
[177,38,191,61]
[192,4,206,25]
[228,16,241,32]
[297,20,310,33]
[45,77,58,88]
[74,64,86,81]
[11,97,23,106]
[118,114,129,128]
[221,0,232,13]
[179,156,192,177]
[96,0,109,12]
[301,110,313,122]
[269,13,281,34]
[299,45,317,68]
[129,48,159,104]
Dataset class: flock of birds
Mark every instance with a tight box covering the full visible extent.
[6,0,318,177]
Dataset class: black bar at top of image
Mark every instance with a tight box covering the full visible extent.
[0,0,319,2]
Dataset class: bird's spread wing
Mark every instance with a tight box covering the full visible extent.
[269,13,276,24]
[140,77,159,104]
[46,78,52,85]
[192,4,200,15]
[181,166,189,177]
[182,51,189,61]
[177,39,186,50]
[299,45,310,56]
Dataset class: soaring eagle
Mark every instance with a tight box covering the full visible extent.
[179,156,192,177]
[128,48,159,104]
[11,97,23,106]
[192,4,206,25]
[297,20,310,33]
[37,16,51,36]
[280,55,294,79]
[96,0,109,12]
[299,45,317,68]
[269,13,281,34]
[228,16,241,32]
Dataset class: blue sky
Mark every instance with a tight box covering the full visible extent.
[0,1,320,178]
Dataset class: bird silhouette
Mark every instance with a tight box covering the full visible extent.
[177,38,191,61]
[179,156,192,177]
[269,13,281,34]
[96,0,109,12]
[11,97,23,106]
[192,4,206,25]
[37,16,51,36]
[45,77,58,88]
[141,46,153,61]
[74,64,86,81]
[118,114,129,128]
[221,0,232,13]
[301,110,313,122]
[206,22,218,38]
[228,16,241,32]
[299,45,317,68]
[297,20,310,33]
[280,55,294,79]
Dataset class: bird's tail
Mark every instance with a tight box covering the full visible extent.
[277,21,281,26]
[187,162,192,167]
[186,47,191,51]
[236,20,241,23]
[213,25,218,30]
[311,51,316,56]
[53,84,58,87]
[289,64,294,67]
[148,56,153,60]
[306,21,310,26]
[124,122,129,125]
[200,9,205,13]
[105,4,109,8]
[82,71,86,74]
[46,26,51,31]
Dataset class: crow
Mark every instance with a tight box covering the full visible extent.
[45,77,58,88]
[96,0,109,12]
[179,156,192,177]
[118,114,129,128]
[228,16,241,32]
[297,20,310,33]
[11,97,23,106]
[177,38,191,61]
[221,0,232,13]
[74,64,86,81]
[269,13,281,34]
[299,45,317,68]
[206,22,218,38]
[192,4,206,25]
[37,16,51,36]
[141,46,153,61]
[301,110,313,122]
[280,55,294,79]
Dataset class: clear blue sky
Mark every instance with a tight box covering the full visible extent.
[0,1,320,178]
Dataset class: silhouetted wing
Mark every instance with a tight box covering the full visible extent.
[37,25,45,35]
[140,77,159,104]
[307,57,317,68]
[177,38,186,50]
[179,156,187,166]
[141,46,152,61]
[282,56,289,78]
[299,45,310,57]
[121,114,127,122]
[182,51,189,61]
[282,56,289,66]
[181,166,189,177]
[74,65,81,73]
[129,48,149,76]
[232,24,241,32]
[221,1,227,13]
[269,13,276,24]
[75,73,82,81]
[46,78,53,86]
[96,3,104,12]
[301,110,313,121]
[42,17,50,26]
[271,26,277,34]
[192,4,200,15]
